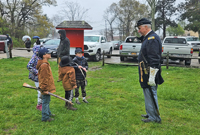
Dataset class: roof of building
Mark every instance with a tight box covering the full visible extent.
[56,21,93,30]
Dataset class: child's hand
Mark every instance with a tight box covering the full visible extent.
[43,91,49,94]
[78,66,82,69]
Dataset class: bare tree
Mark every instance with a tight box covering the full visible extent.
[0,0,56,37]
[60,1,89,21]
[51,14,63,27]
[113,0,149,39]
[103,3,118,41]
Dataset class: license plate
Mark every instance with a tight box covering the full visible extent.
[131,52,136,55]
[171,54,180,56]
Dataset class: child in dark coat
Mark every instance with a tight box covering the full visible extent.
[59,56,77,110]
[73,48,89,104]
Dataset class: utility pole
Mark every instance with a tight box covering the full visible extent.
[105,20,107,39]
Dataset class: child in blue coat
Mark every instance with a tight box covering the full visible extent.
[27,45,42,111]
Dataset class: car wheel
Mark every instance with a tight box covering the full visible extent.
[185,59,191,65]
[107,48,112,58]
[120,56,124,61]
[93,50,101,62]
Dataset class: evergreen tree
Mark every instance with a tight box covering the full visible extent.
[155,0,177,38]
[179,0,200,37]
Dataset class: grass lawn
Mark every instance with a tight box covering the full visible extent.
[0,57,200,135]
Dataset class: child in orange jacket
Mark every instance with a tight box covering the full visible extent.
[59,56,77,111]
[36,47,56,122]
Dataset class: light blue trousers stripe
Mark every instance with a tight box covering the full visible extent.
[143,86,161,122]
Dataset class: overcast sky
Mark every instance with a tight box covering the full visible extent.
[42,0,186,35]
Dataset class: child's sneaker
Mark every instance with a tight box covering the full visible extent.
[36,104,42,111]
[76,99,81,104]
[83,99,88,103]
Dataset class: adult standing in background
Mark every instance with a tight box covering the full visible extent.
[6,34,12,50]
[57,30,70,82]
[25,38,31,52]
[36,38,41,45]
[136,18,164,123]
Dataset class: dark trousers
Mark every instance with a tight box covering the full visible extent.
[41,95,52,121]
[27,47,30,52]
[75,80,86,98]
[65,90,73,105]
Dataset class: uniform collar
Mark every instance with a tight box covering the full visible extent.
[143,30,153,41]
[144,30,152,37]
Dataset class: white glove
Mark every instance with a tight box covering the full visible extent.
[148,67,159,86]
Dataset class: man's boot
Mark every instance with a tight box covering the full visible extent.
[67,103,77,111]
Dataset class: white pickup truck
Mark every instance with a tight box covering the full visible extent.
[185,36,200,51]
[162,36,193,65]
[84,35,113,61]
[119,36,142,61]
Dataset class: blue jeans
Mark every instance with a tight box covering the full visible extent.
[143,86,161,122]
[41,95,52,121]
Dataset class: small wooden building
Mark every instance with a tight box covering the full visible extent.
[56,21,92,55]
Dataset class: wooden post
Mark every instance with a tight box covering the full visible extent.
[102,51,105,66]
[166,51,169,69]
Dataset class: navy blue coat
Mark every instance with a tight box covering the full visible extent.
[138,31,164,88]
[72,56,88,80]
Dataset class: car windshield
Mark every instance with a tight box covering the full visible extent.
[84,36,100,42]
[44,39,60,45]
[186,37,194,41]
[192,37,199,41]
[164,38,187,44]
[186,37,199,41]
[40,39,50,42]
[0,36,7,41]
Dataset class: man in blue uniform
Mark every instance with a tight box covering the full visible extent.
[136,18,164,123]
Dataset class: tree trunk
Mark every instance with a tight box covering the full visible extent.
[151,0,156,31]
[163,23,166,38]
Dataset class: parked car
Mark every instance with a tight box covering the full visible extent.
[33,38,51,46]
[84,35,113,61]
[0,35,8,53]
[162,36,193,65]
[185,36,200,51]
[110,40,122,50]
[119,36,142,61]
[42,39,60,57]
[40,38,51,44]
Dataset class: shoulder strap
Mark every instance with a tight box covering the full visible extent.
[74,62,86,79]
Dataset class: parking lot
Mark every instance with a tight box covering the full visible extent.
[0,49,199,67]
